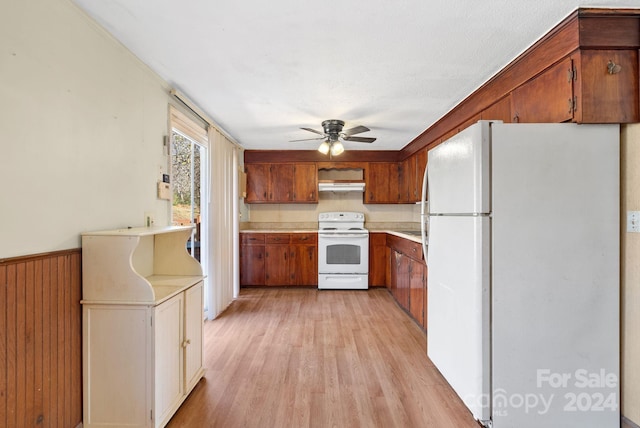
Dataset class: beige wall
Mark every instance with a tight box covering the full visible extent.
[621,124,640,425]
[0,0,174,258]
[246,192,420,228]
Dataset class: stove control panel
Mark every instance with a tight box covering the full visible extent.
[318,212,365,222]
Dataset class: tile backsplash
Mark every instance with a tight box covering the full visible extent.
[245,191,421,225]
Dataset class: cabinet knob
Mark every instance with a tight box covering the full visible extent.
[182,339,191,348]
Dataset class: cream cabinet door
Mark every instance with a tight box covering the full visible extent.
[154,294,184,426]
[184,281,204,392]
[83,305,152,428]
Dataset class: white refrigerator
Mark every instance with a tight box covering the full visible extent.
[420,121,620,428]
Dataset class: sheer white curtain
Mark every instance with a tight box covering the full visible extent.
[207,126,239,319]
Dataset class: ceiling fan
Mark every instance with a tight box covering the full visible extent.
[290,119,377,156]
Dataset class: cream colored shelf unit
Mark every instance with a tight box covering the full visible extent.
[81,226,206,428]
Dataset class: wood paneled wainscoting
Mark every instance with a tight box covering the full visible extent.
[0,249,82,428]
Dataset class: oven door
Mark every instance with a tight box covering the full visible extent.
[318,232,369,274]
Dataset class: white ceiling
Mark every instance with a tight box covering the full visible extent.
[72,0,640,152]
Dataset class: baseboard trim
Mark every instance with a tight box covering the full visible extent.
[623,415,640,428]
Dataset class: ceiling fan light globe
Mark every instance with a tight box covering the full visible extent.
[318,141,330,155]
[330,141,344,156]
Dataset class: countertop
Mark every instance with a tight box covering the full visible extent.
[239,228,424,244]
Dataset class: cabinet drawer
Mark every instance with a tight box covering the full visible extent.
[265,233,291,244]
[241,233,265,245]
[387,234,423,261]
[290,233,317,244]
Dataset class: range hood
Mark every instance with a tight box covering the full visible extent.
[318,180,366,192]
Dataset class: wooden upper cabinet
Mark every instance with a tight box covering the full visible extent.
[481,96,512,123]
[574,49,639,123]
[415,149,427,203]
[269,164,294,202]
[245,162,318,203]
[365,162,402,204]
[511,49,639,124]
[400,149,427,204]
[292,163,318,202]
[365,162,389,203]
[245,164,270,202]
[511,58,574,123]
[403,156,416,203]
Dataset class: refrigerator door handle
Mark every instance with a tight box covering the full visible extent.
[420,165,430,263]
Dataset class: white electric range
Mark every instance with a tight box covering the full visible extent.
[317,212,369,290]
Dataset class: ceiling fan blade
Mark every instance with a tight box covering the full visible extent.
[343,136,376,143]
[289,137,326,142]
[342,125,370,136]
[300,127,325,136]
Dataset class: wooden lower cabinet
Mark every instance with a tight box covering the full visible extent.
[369,232,387,287]
[240,232,317,286]
[387,234,427,330]
[240,233,265,286]
[265,234,291,285]
[290,234,318,285]
[390,250,410,309]
[409,261,427,330]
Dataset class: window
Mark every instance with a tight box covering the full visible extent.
[171,130,204,261]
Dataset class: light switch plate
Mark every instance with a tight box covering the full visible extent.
[627,211,640,233]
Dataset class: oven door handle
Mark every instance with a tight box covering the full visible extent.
[318,233,369,239]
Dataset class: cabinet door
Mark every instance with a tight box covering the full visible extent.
[401,156,415,203]
[366,162,402,203]
[293,163,318,202]
[398,252,411,311]
[390,250,401,302]
[265,244,290,285]
[155,294,184,425]
[511,58,574,123]
[369,233,387,287]
[574,49,639,123]
[83,306,152,427]
[366,163,389,203]
[245,164,269,202]
[240,245,265,286]
[270,164,294,202]
[184,282,204,393]
[413,149,427,203]
[290,244,317,286]
[409,260,426,328]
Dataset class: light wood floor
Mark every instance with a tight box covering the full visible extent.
[167,287,479,428]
